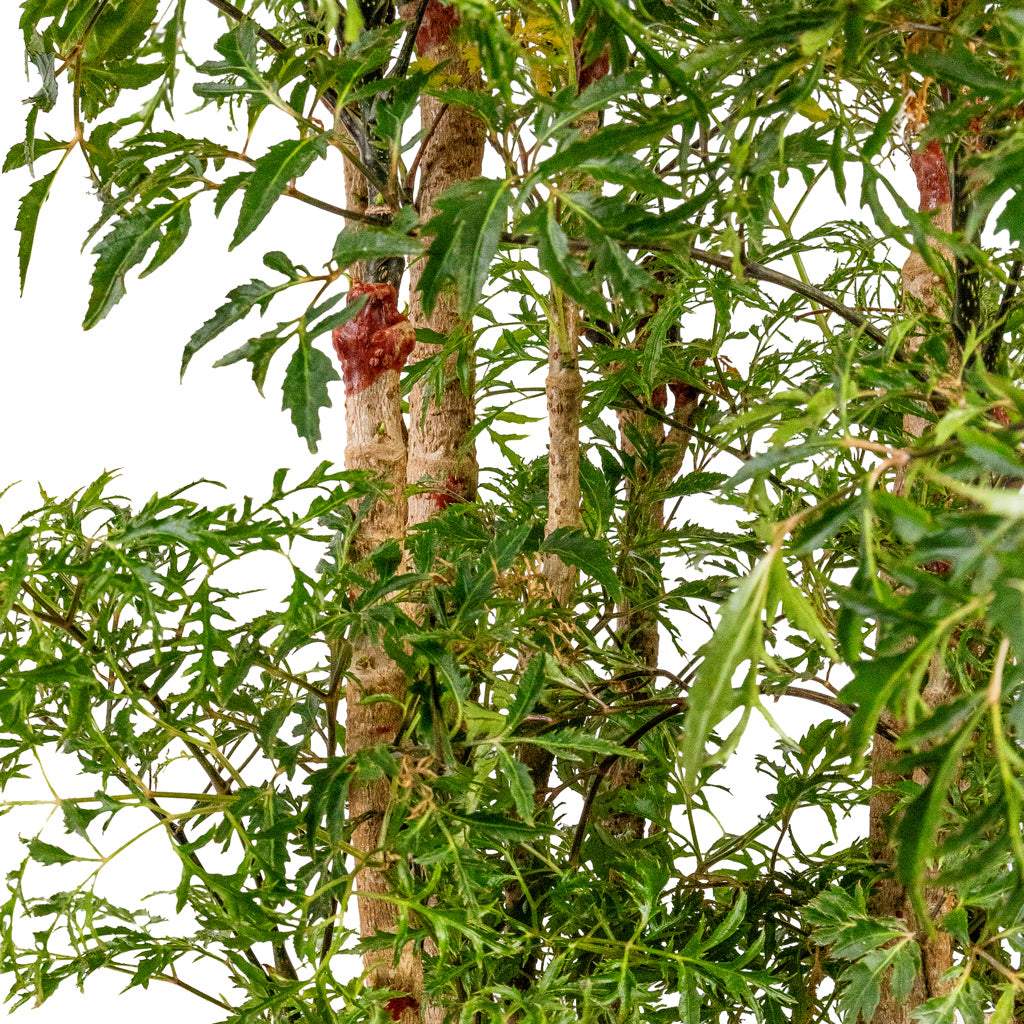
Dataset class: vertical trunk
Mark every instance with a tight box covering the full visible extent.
[404,0,485,526]
[333,285,421,1021]
[609,379,696,837]
[336,92,423,1012]
[394,9,486,1019]
[543,287,584,606]
[868,138,956,1024]
[541,88,601,601]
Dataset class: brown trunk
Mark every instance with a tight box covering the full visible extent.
[609,381,695,837]
[539,47,605,599]
[394,9,486,1020]
[404,0,485,527]
[336,107,423,1015]
[867,138,956,1024]
[543,287,585,606]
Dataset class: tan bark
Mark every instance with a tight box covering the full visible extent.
[335,294,423,1022]
[336,102,423,1017]
[541,105,599,605]
[543,289,585,606]
[404,1,485,527]
[868,138,956,1024]
[385,9,487,1020]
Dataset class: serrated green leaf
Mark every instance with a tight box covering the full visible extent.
[771,558,839,662]
[527,203,605,316]
[495,745,535,821]
[453,812,545,843]
[703,892,747,951]
[15,168,58,293]
[910,47,1018,98]
[331,224,423,267]
[488,519,534,573]
[84,0,158,63]
[506,654,547,733]
[660,471,727,499]
[537,149,678,199]
[213,324,292,394]
[305,292,367,342]
[26,837,79,866]
[586,230,652,308]
[282,342,340,452]
[525,730,642,761]
[194,22,292,115]
[85,200,193,328]
[679,545,777,793]
[894,709,984,911]
[839,650,933,757]
[540,527,621,599]
[140,201,191,277]
[419,177,512,317]
[231,135,329,249]
[182,279,288,376]
[263,250,304,279]
[25,36,57,113]
[3,134,67,173]
[989,985,1017,1024]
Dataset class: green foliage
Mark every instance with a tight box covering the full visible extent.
[7,0,1024,1022]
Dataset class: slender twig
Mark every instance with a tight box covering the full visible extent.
[985,259,1023,369]
[568,705,682,867]
[686,246,889,345]
[388,0,432,81]
[501,233,890,344]
[407,102,451,199]
[285,186,390,225]
[205,0,287,54]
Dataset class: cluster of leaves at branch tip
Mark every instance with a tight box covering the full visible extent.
[332,283,415,396]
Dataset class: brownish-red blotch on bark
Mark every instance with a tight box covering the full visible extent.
[332,283,416,396]
[415,0,459,54]
[384,995,420,1021]
[909,139,950,213]
[573,35,610,92]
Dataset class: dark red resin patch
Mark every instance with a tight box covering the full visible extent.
[910,140,950,213]
[430,473,469,510]
[669,381,700,406]
[385,995,420,1021]
[332,283,416,396]
[415,0,459,54]
[574,36,610,92]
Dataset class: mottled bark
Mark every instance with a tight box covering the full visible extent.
[543,288,585,606]
[541,101,599,604]
[404,0,485,527]
[338,132,423,1022]
[868,138,956,1024]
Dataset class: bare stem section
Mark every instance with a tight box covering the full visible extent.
[542,102,600,605]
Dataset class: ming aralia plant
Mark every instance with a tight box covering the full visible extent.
[6,1,1024,1022]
